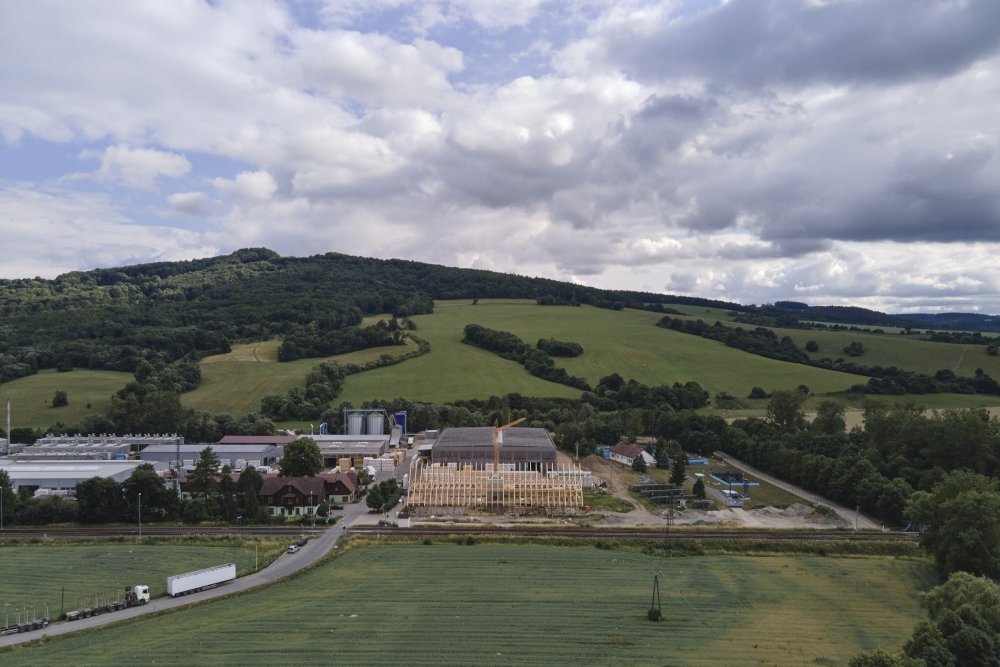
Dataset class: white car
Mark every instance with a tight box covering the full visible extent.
[287,544,301,554]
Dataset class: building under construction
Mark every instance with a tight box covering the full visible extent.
[405,423,583,511]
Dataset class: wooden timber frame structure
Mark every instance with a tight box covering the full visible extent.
[405,458,584,510]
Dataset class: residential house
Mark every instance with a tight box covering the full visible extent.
[609,442,656,468]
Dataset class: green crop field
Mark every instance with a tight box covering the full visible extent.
[0,369,133,431]
[337,300,864,406]
[0,541,278,619]
[3,544,934,666]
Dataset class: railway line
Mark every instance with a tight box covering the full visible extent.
[348,525,919,543]
[0,524,919,543]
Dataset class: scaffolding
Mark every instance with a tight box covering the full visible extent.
[405,458,584,510]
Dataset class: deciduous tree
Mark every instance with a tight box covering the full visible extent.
[279,437,323,477]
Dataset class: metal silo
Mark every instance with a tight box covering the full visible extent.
[347,412,364,435]
[367,412,384,436]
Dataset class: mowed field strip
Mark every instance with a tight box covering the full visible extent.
[0,542,274,616]
[3,544,935,666]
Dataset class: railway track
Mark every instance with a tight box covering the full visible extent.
[348,525,919,543]
[0,524,919,543]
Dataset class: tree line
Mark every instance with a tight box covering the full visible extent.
[657,315,1000,398]
[462,323,591,390]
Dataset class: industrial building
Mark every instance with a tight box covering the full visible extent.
[429,427,557,469]
[405,424,582,511]
[11,441,131,461]
[217,434,298,453]
[139,444,280,471]
[0,459,165,495]
[310,435,389,469]
[34,433,184,452]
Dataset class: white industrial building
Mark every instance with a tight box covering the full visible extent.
[0,459,165,495]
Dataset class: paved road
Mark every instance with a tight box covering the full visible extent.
[0,502,372,648]
[716,452,880,530]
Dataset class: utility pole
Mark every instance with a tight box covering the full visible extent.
[648,570,662,621]
[138,492,142,538]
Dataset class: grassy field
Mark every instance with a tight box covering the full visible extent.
[337,300,863,406]
[4,543,934,665]
[0,369,133,431]
[8,300,995,430]
[0,540,280,619]
[181,339,419,416]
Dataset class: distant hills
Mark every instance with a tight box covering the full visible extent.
[770,301,1000,332]
[2,248,999,388]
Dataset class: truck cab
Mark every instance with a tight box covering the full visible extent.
[126,585,150,607]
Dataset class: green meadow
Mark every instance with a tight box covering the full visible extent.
[6,300,997,430]
[0,369,133,431]
[180,339,419,416]
[3,543,935,666]
[337,299,863,405]
[0,541,278,618]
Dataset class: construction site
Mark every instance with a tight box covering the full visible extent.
[404,420,585,513]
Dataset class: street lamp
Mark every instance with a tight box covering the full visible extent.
[138,492,142,538]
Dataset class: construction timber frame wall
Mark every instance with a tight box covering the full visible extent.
[405,459,583,510]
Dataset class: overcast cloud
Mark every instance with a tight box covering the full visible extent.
[1,0,999,313]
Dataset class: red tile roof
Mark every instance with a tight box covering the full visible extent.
[610,442,643,460]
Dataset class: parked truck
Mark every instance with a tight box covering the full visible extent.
[64,585,148,622]
[167,563,236,597]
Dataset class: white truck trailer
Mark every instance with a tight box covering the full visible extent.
[167,563,236,597]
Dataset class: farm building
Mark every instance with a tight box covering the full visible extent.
[140,443,280,470]
[0,459,165,495]
[609,443,655,468]
[429,427,557,469]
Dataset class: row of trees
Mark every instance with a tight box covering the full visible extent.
[462,324,591,390]
[277,321,405,362]
[658,315,1000,398]
[536,338,584,357]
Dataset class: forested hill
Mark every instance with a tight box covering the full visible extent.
[0,248,738,382]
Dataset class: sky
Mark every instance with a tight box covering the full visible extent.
[2,0,1000,313]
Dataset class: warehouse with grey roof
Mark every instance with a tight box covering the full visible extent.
[429,427,556,469]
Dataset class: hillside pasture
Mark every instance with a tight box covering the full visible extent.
[0,369,133,431]
[3,543,935,666]
[181,339,419,416]
[336,300,865,406]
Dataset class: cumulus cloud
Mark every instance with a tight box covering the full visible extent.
[168,191,214,216]
[212,171,279,202]
[0,184,217,278]
[77,144,191,190]
[3,0,1000,313]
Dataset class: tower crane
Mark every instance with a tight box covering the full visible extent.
[493,417,526,473]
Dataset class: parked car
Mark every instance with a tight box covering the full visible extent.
[331,504,344,510]
[377,519,392,527]
[295,538,307,547]
[287,544,301,554]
